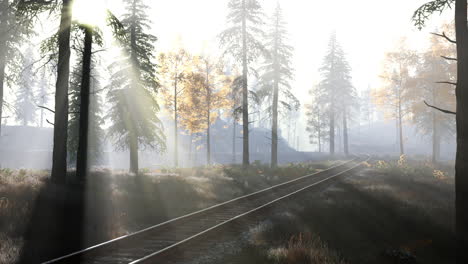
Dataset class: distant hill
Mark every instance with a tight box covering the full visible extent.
[0,120,319,169]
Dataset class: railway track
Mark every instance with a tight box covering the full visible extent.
[43,155,370,264]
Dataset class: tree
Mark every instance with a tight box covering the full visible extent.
[107,0,165,174]
[37,67,50,128]
[220,0,266,167]
[159,48,192,168]
[306,86,329,153]
[0,0,33,136]
[410,30,456,163]
[258,4,297,167]
[51,0,73,184]
[413,1,468,261]
[178,74,206,166]
[374,38,418,156]
[15,48,36,126]
[195,55,232,165]
[68,42,104,169]
[360,85,375,130]
[316,33,355,155]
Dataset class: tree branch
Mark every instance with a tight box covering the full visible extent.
[424,101,456,115]
[46,119,54,126]
[37,105,55,113]
[431,32,457,44]
[436,81,457,86]
[441,55,457,61]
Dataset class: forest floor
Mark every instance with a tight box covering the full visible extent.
[0,160,336,263]
[0,158,455,264]
[214,158,455,264]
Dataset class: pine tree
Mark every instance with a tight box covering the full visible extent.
[15,48,36,126]
[306,86,329,153]
[220,0,266,167]
[258,4,297,167]
[0,0,32,136]
[317,33,356,155]
[37,67,50,128]
[68,55,104,168]
[107,0,165,174]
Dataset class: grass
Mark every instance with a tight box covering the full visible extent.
[0,160,330,263]
[2,157,453,263]
[214,157,455,264]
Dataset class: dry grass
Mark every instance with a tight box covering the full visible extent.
[267,233,347,264]
[0,161,331,263]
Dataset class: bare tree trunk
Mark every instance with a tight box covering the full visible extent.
[343,109,349,156]
[51,0,72,184]
[188,132,193,167]
[206,103,211,166]
[174,77,179,168]
[0,0,8,138]
[0,44,5,138]
[241,0,249,167]
[76,26,93,181]
[271,20,279,168]
[329,106,335,155]
[432,87,440,164]
[129,129,138,174]
[398,98,405,156]
[432,111,440,164]
[232,119,236,164]
[455,1,468,262]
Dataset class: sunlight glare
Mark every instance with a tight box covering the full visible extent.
[72,0,108,27]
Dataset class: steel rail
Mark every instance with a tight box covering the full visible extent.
[43,155,368,264]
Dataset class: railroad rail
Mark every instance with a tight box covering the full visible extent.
[43,155,370,264]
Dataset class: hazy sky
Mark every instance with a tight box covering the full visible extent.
[127,0,450,150]
[10,0,452,151]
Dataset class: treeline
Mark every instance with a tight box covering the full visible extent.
[305,26,457,164]
[0,0,299,183]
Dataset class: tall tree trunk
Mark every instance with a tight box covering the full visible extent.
[76,26,93,181]
[329,105,335,155]
[188,132,192,166]
[432,111,440,164]
[0,46,5,138]
[398,98,405,156]
[343,109,349,156]
[232,119,236,164]
[51,0,72,184]
[455,1,468,262]
[129,129,138,174]
[174,77,178,168]
[0,0,8,138]
[271,21,279,168]
[206,67,211,166]
[241,0,249,167]
[128,0,139,174]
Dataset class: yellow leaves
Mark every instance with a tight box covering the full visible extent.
[433,170,448,181]
[375,160,390,169]
[398,154,407,168]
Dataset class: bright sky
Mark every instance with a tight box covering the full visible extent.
[12,0,453,151]
[124,0,451,150]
